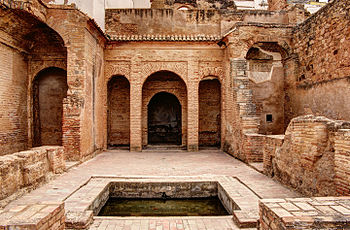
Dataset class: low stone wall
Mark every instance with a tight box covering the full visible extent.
[263,135,284,177]
[259,197,350,230]
[0,202,65,230]
[334,129,350,195]
[266,115,350,196]
[0,146,65,203]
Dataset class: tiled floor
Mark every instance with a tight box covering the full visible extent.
[3,149,300,229]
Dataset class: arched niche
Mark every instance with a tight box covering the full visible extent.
[32,67,68,146]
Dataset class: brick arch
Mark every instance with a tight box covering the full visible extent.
[198,62,224,83]
[242,41,291,60]
[31,63,67,82]
[140,62,188,86]
[105,62,131,85]
[141,71,188,147]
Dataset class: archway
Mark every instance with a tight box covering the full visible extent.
[32,67,68,147]
[148,92,182,145]
[107,76,130,148]
[142,71,187,147]
[199,78,221,147]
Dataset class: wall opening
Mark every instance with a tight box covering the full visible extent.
[32,67,68,147]
[142,71,187,147]
[199,78,221,147]
[107,76,130,148]
[148,92,182,145]
[246,42,286,135]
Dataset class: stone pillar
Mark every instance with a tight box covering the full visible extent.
[187,61,199,151]
[62,46,85,161]
[129,61,142,152]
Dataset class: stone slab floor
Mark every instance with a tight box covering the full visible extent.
[3,149,299,229]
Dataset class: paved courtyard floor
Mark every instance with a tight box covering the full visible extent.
[3,149,300,229]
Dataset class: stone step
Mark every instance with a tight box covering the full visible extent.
[143,145,186,151]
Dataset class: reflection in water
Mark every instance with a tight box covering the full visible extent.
[98,197,228,216]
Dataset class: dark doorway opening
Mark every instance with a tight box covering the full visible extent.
[148,92,182,145]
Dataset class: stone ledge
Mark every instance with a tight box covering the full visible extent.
[0,202,65,230]
[259,197,350,229]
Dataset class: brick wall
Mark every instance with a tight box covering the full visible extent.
[0,43,28,156]
[0,146,65,205]
[268,115,350,196]
[285,0,350,124]
[334,129,350,195]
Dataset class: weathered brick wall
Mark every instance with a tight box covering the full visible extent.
[263,135,284,177]
[334,129,350,195]
[269,115,350,196]
[285,0,350,124]
[0,146,65,204]
[268,0,287,11]
[199,79,221,146]
[0,43,28,156]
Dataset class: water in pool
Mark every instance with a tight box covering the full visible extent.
[98,197,229,216]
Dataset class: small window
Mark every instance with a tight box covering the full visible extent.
[178,6,190,10]
[266,114,273,123]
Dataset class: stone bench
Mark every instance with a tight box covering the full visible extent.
[259,197,350,229]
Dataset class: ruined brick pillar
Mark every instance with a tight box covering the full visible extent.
[268,0,288,11]
[187,61,199,151]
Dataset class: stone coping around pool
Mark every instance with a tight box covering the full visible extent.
[64,175,261,229]
[0,202,65,230]
[259,197,350,230]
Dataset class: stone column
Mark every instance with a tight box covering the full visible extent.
[187,61,199,151]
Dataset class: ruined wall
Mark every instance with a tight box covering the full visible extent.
[247,45,285,135]
[108,76,130,146]
[199,79,221,146]
[0,44,28,156]
[286,0,350,124]
[270,115,350,196]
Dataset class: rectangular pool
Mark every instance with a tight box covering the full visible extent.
[98,197,229,216]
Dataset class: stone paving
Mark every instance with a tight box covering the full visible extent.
[1,149,300,229]
[90,217,254,230]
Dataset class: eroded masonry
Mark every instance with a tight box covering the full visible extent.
[0,0,350,229]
